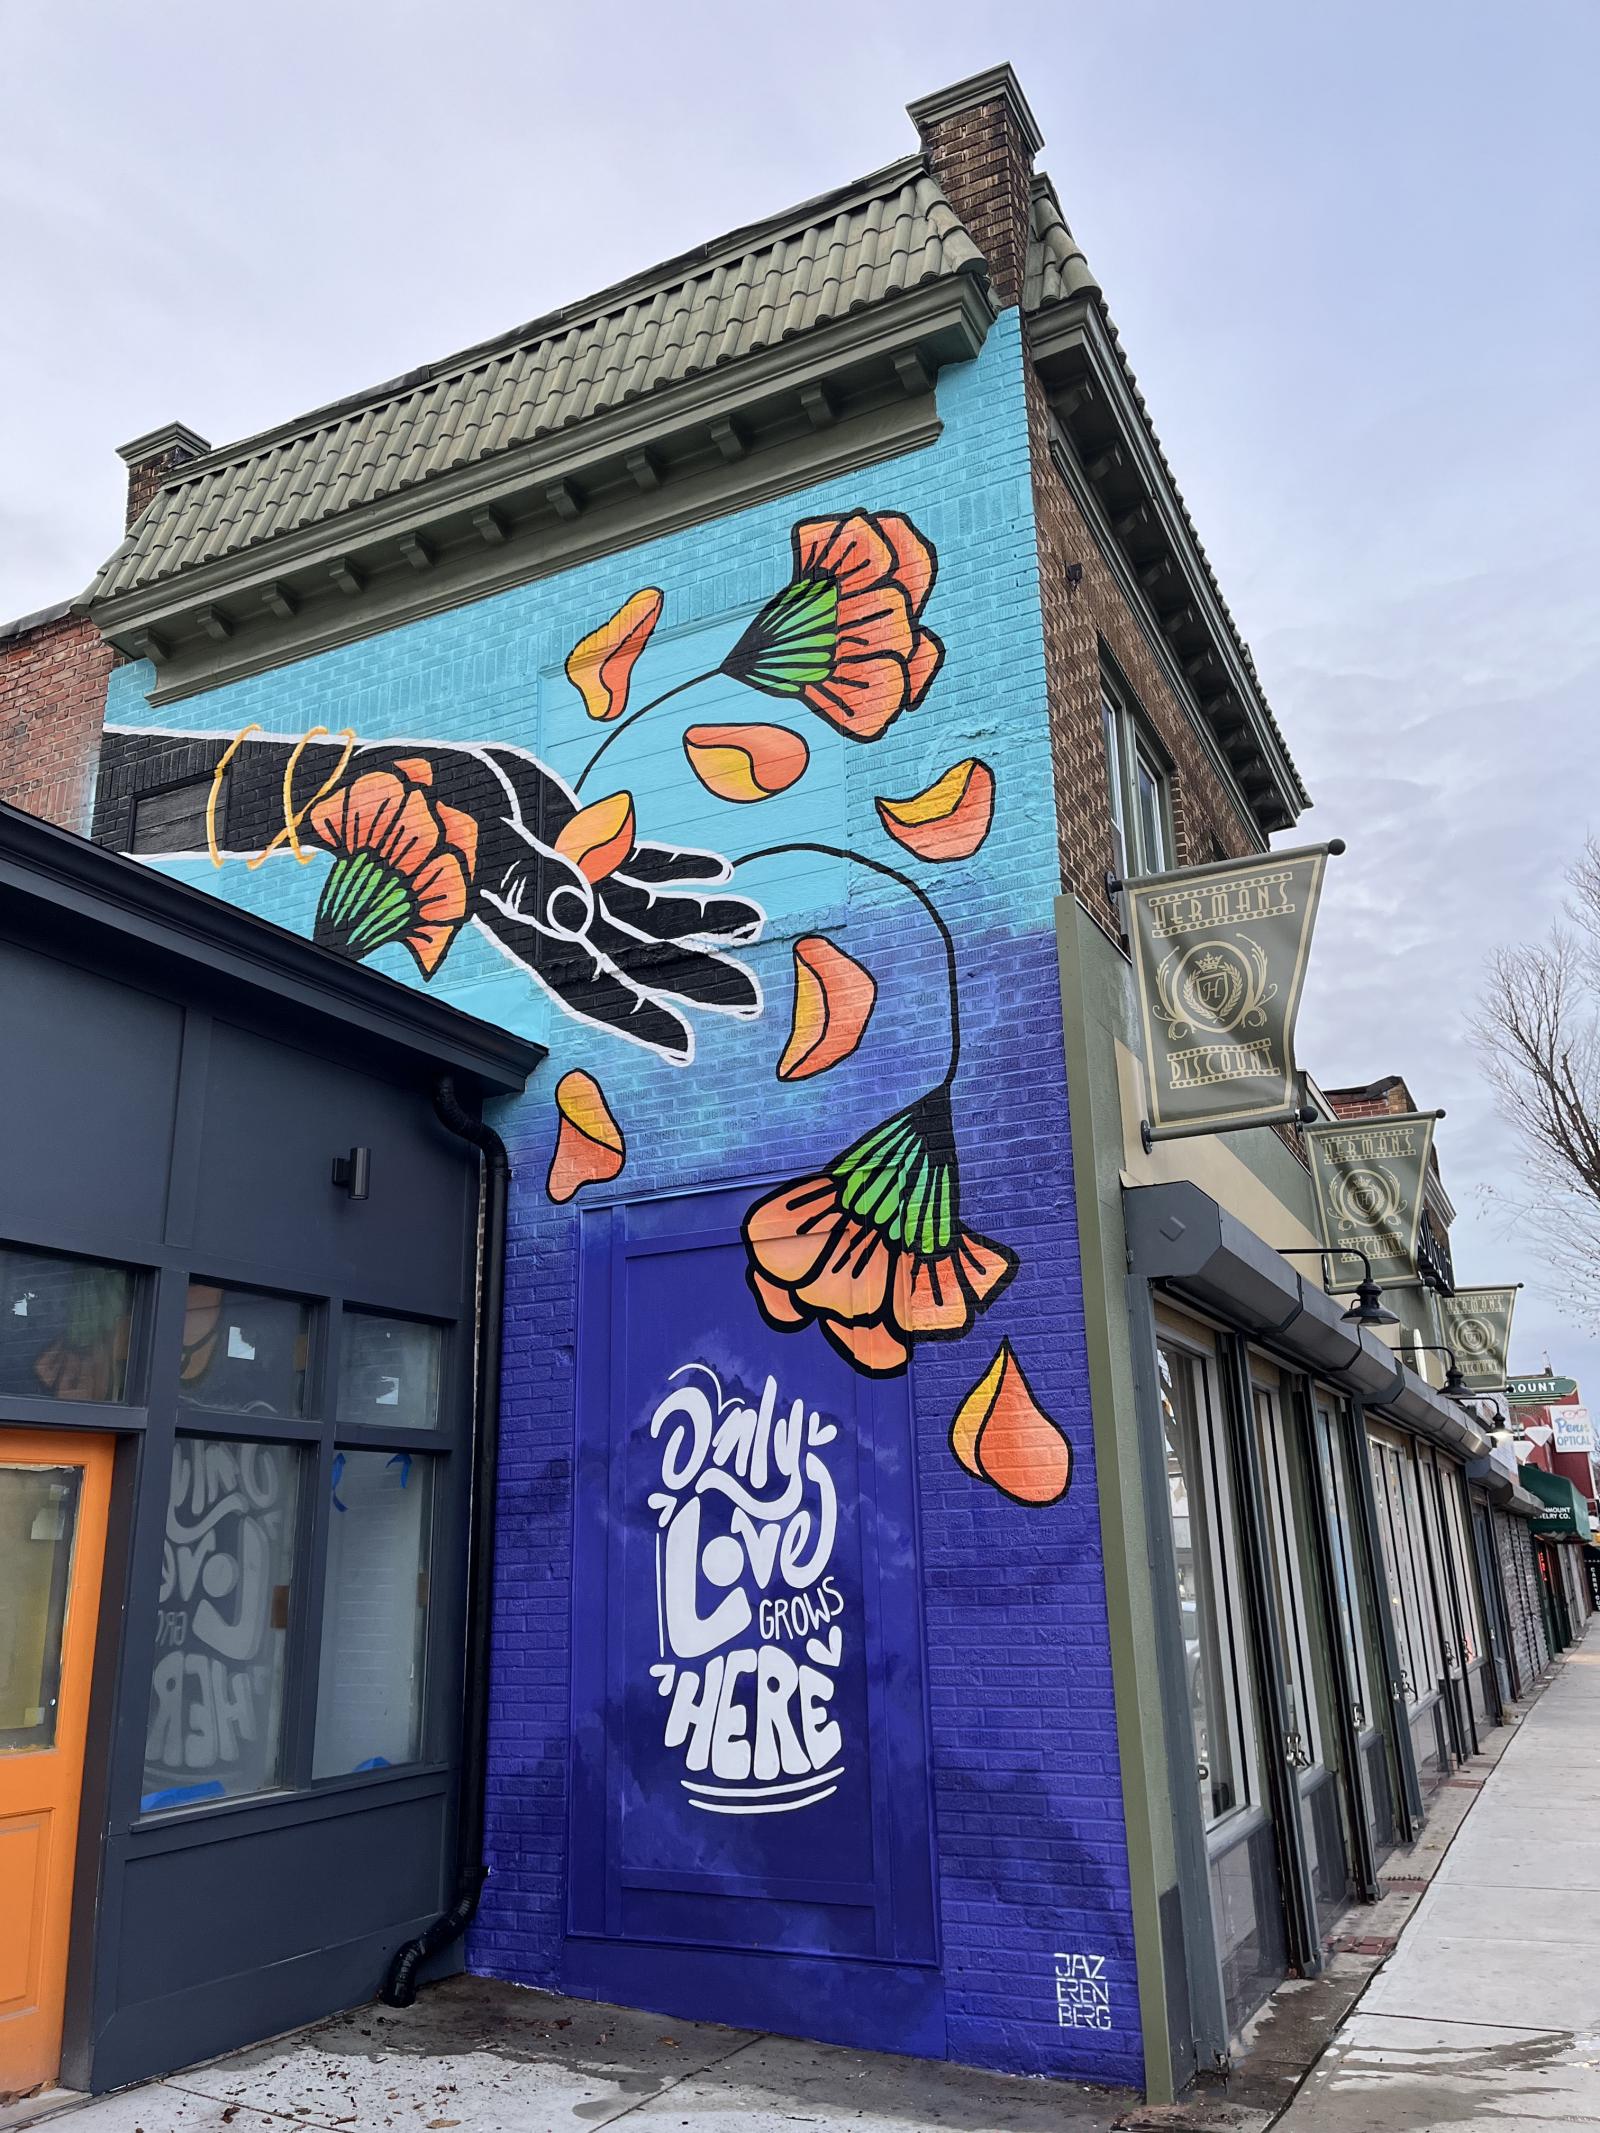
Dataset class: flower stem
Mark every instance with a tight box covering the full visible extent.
[733,840,961,1088]
[572,673,715,793]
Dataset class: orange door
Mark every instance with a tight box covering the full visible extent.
[0,1430,114,2098]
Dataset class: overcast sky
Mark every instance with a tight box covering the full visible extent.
[5,0,1596,1382]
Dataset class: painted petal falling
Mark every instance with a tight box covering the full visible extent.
[776,936,877,1080]
[564,589,664,720]
[875,759,994,861]
[950,1341,1071,1507]
[552,791,635,882]
[546,1070,626,1204]
[682,723,810,802]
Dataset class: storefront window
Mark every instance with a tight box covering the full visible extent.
[143,1436,300,1812]
[313,1451,434,1778]
[178,1283,309,1419]
[1160,1340,1254,1824]
[1438,1466,1484,1666]
[336,1313,441,1431]
[1252,1384,1321,1769]
[1313,1403,1372,1725]
[0,1244,135,1404]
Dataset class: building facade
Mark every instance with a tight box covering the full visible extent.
[0,62,1569,2110]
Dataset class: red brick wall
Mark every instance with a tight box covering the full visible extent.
[0,609,117,833]
[915,96,1263,941]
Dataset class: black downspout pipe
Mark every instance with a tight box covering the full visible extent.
[382,1075,508,2006]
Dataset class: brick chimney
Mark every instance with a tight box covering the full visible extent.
[116,421,211,530]
[907,64,1044,310]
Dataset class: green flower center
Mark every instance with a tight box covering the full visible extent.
[833,1094,958,1258]
[722,574,840,697]
[314,849,418,962]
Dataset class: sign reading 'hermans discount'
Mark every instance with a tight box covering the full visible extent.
[1127,845,1338,1141]
[1303,1112,1440,1288]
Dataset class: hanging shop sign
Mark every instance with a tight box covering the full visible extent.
[1508,1374,1578,1401]
[1127,843,1340,1143]
[1303,1111,1440,1290]
[1552,1405,1595,1455]
[1440,1287,1520,1393]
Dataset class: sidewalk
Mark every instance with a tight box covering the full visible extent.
[1279,1631,1600,2130]
[17,1638,1600,2133]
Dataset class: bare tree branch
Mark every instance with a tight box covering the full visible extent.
[1475,846,1600,1331]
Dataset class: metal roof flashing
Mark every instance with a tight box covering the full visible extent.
[0,802,543,1101]
[1125,1179,1488,1460]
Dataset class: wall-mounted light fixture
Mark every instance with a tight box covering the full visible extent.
[331,1147,371,1201]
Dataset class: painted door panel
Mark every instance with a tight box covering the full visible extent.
[568,1185,937,1982]
[0,1429,114,2096]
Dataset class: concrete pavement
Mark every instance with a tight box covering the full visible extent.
[1279,1631,1600,2130]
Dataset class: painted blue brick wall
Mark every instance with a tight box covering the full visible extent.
[104,309,1141,2087]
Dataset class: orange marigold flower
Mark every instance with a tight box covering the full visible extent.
[306,763,477,977]
[742,1087,1015,1377]
[552,791,636,882]
[565,589,664,721]
[721,510,944,742]
[950,1341,1072,1506]
[546,1071,626,1203]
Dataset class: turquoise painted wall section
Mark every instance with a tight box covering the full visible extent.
[103,312,1144,2085]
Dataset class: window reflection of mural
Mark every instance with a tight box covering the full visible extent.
[108,512,1072,1506]
[0,1245,133,1403]
[143,1438,298,1812]
[178,1282,309,1418]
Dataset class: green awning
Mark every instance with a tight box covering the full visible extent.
[1519,1463,1594,1541]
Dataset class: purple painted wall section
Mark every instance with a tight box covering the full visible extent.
[102,309,1141,2085]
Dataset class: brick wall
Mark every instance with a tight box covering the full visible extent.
[915,90,1264,947]
[0,606,116,832]
[96,313,1142,2089]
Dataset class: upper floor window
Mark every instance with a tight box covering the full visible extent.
[1103,680,1174,881]
[130,777,214,855]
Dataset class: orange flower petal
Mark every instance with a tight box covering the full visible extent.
[802,655,912,740]
[682,723,810,803]
[546,1070,626,1204]
[794,513,895,596]
[835,583,915,663]
[821,1315,910,1377]
[957,1231,1018,1309]
[795,1225,891,1324]
[391,756,434,785]
[750,1268,811,1329]
[893,1252,973,1335]
[777,936,877,1080]
[308,769,403,856]
[873,513,937,617]
[553,791,635,882]
[565,589,664,721]
[950,1343,1071,1507]
[906,628,945,707]
[744,1178,842,1284]
[406,921,460,976]
[876,759,995,862]
[435,800,479,875]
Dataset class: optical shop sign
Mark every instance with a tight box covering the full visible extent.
[644,1364,852,1819]
[1127,844,1338,1141]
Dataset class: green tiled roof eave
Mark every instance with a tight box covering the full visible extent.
[90,158,986,607]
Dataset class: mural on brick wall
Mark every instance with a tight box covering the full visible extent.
[108,511,1069,1507]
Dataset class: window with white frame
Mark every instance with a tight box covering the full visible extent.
[1103,676,1174,882]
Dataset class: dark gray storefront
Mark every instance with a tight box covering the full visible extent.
[0,804,539,2093]
[1122,1179,1515,2066]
